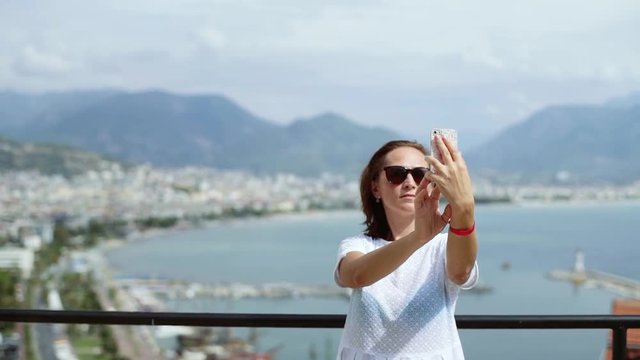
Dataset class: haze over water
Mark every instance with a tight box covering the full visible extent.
[106,201,640,360]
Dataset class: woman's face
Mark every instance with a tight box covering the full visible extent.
[372,146,428,217]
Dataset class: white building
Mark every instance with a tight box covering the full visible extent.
[23,234,42,251]
[0,247,35,278]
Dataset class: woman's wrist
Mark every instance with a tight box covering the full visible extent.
[450,222,475,236]
[412,227,432,245]
[450,202,475,229]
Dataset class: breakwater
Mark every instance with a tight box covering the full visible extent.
[115,278,352,303]
[546,269,640,298]
[546,249,640,299]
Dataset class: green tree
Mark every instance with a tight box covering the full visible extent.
[0,269,20,332]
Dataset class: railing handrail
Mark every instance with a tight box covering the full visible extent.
[1,308,639,329]
[3,309,639,359]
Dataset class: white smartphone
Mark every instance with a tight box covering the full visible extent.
[430,128,458,166]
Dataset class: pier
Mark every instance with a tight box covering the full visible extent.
[115,277,492,306]
[546,250,640,299]
[115,278,353,302]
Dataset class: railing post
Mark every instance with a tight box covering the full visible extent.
[611,326,627,360]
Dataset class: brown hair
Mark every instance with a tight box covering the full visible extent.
[360,140,427,240]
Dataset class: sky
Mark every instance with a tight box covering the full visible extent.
[1,0,639,148]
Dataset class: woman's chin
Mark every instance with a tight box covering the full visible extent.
[395,203,416,214]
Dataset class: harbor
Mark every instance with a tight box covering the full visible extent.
[106,274,493,359]
[104,276,350,359]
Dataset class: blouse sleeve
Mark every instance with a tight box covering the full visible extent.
[334,235,367,287]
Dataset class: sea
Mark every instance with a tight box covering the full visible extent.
[104,201,640,360]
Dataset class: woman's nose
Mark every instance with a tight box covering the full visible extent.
[403,174,417,188]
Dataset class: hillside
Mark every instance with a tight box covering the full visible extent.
[0,136,125,176]
[0,90,401,177]
[466,101,640,184]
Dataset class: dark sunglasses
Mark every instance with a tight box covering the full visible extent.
[383,166,429,185]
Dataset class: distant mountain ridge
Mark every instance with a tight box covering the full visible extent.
[466,93,640,184]
[0,89,120,129]
[0,90,401,176]
[1,89,639,183]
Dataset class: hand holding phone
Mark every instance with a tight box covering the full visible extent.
[427,128,475,219]
[430,128,458,166]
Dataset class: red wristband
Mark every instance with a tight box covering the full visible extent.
[449,222,475,236]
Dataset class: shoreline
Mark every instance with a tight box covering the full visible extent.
[98,199,640,285]
[105,199,640,248]
[123,208,362,243]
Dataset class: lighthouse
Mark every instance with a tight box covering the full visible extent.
[574,249,586,273]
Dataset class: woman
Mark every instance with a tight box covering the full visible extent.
[334,136,478,359]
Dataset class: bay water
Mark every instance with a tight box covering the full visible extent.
[105,201,640,360]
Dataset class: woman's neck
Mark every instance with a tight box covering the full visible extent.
[386,212,414,241]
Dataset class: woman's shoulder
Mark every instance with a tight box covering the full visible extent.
[338,233,381,249]
[340,233,372,243]
[342,233,387,242]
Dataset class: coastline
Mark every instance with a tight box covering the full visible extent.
[97,199,640,285]
[122,208,362,243]
[97,199,640,286]
[106,198,640,249]
[506,198,640,208]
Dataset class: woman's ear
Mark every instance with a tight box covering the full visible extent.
[371,179,380,200]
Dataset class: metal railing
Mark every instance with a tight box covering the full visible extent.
[1,309,639,360]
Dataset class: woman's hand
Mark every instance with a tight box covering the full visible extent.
[424,135,475,227]
[414,177,452,242]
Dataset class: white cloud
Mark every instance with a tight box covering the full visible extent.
[264,0,639,80]
[12,46,73,77]
[0,0,638,143]
[193,27,228,51]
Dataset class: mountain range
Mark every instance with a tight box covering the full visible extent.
[0,89,638,184]
[0,90,400,177]
[465,99,640,184]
